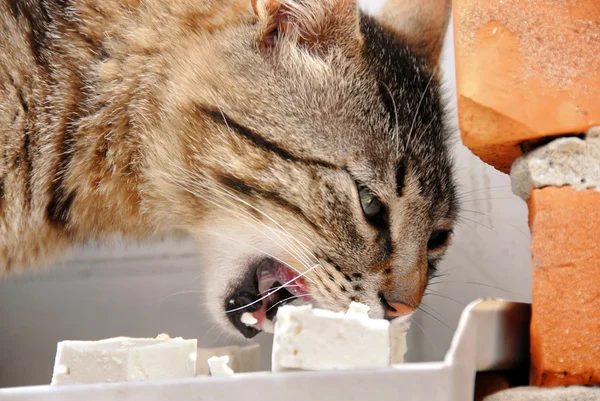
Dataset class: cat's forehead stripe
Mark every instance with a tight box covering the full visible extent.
[214,172,321,233]
[196,104,340,171]
[395,159,406,197]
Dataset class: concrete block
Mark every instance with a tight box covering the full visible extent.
[511,127,600,200]
[484,386,600,401]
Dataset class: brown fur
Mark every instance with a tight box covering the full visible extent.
[0,0,255,271]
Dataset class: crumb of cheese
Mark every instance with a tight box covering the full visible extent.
[208,356,235,377]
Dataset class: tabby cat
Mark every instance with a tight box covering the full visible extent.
[0,0,457,337]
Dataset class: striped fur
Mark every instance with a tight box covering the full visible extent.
[0,0,253,270]
[1,0,457,334]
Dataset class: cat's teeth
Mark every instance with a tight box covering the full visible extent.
[286,285,311,302]
[273,262,311,302]
[256,261,277,296]
[241,312,258,326]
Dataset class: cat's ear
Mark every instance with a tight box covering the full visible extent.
[252,0,363,55]
[375,0,451,66]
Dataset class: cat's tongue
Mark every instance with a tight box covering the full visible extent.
[273,262,311,301]
[248,261,310,332]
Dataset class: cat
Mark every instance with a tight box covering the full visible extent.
[0,0,457,338]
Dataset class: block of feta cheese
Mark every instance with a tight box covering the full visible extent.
[196,344,261,376]
[51,334,197,385]
[272,302,391,371]
[207,356,235,377]
[390,319,410,364]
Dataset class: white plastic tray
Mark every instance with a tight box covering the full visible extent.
[0,299,530,401]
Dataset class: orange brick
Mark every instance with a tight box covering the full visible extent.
[527,187,600,387]
[453,0,600,173]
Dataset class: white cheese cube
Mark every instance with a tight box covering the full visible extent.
[390,320,410,364]
[272,302,391,371]
[207,356,235,377]
[196,344,261,376]
[51,334,197,385]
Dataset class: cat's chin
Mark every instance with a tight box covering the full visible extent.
[223,258,312,339]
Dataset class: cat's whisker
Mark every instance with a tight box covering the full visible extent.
[456,215,498,233]
[214,102,237,141]
[312,245,341,273]
[407,72,435,146]
[460,196,521,203]
[167,152,358,297]
[381,81,401,154]
[204,114,309,237]
[190,195,317,281]
[423,290,466,306]
[428,280,524,296]
[459,209,530,238]
[170,146,321,270]
[163,172,324,284]
[419,301,451,325]
[191,195,319,279]
[164,169,318,277]
[200,229,319,286]
[421,120,435,138]
[266,294,311,312]
[225,263,321,314]
[258,227,317,268]
[409,315,439,353]
[207,178,321,267]
[171,167,319,270]
[455,185,513,199]
[418,303,454,332]
[195,185,317,275]
[201,322,222,342]
[276,217,321,255]
[152,290,205,306]
[260,284,302,296]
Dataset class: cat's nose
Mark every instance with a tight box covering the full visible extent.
[379,293,417,319]
[379,248,427,319]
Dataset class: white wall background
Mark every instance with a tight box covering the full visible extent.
[0,1,532,388]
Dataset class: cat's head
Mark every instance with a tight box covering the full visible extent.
[148,0,457,337]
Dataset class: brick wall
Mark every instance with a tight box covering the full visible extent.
[454,0,600,387]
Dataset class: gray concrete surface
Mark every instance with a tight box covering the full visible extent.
[511,127,600,200]
[486,387,600,401]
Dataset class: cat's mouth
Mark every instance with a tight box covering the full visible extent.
[224,259,311,338]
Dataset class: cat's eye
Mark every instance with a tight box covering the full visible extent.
[357,185,386,227]
[428,230,451,250]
